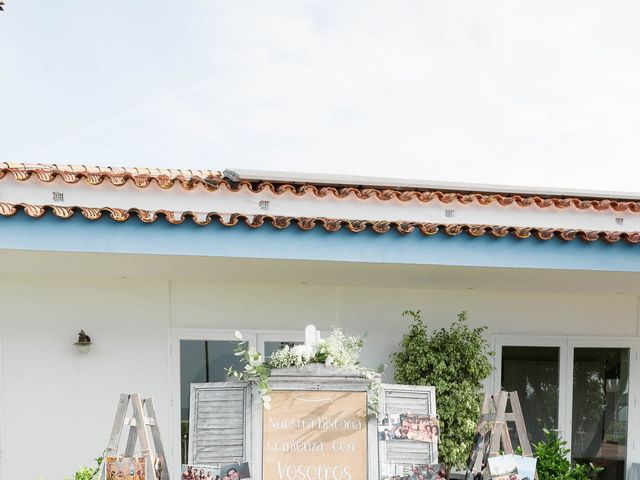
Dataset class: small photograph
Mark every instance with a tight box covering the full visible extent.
[488,454,520,480]
[153,457,164,480]
[379,413,402,440]
[105,456,145,480]
[181,464,220,480]
[411,463,446,480]
[378,425,394,441]
[387,414,402,427]
[381,463,445,480]
[513,456,536,480]
[466,431,488,473]
[220,462,251,480]
[388,414,439,443]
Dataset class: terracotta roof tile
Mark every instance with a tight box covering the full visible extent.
[1,202,638,244]
[2,163,640,212]
[0,163,222,190]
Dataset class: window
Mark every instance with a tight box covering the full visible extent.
[495,336,638,480]
[501,345,560,445]
[171,329,304,467]
[571,347,630,480]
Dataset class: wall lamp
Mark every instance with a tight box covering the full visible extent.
[74,330,92,354]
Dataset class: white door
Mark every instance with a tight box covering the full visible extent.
[495,336,639,480]
[566,339,639,480]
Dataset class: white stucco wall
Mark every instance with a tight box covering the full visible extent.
[0,278,171,480]
[170,280,640,368]
[1,275,638,479]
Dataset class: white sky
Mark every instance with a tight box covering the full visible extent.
[2,1,640,191]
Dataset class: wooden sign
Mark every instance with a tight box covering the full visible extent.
[189,368,438,480]
[263,390,368,480]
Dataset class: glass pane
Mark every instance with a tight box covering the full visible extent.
[572,348,629,480]
[501,346,560,445]
[180,339,243,463]
[264,340,303,359]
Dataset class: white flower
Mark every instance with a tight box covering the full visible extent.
[292,344,313,362]
[234,330,243,340]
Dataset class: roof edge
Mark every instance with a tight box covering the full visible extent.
[3,163,640,205]
[229,168,640,201]
[1,202,638,243]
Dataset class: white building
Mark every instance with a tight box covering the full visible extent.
[0,163,638,480]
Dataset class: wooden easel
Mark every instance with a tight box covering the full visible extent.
[104,393,170,480]
[467,391,534,478]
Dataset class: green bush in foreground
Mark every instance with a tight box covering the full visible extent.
[534,429,601,480]
[65,457,102,480]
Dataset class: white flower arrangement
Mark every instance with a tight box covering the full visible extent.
[226,327,385,414]
[316,328,363,367]
[270,344,314,368]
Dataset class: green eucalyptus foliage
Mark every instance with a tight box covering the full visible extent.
[391,310,494,470]
[533,429,601,480]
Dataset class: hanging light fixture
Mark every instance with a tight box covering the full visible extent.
[74,330,92,354]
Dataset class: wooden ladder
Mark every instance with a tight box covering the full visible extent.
[104,393,170,480]
[467,391,535,479]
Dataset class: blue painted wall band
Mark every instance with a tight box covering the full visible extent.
[0,212,637,272]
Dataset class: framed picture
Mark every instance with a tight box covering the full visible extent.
[105,456,146,480]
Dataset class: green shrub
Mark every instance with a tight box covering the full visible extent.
[65,457,103,480]
[533,429,601,480]
[391,310,493,470]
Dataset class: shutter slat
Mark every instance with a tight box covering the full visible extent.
[385,389,435,416]
[197,390,244,401]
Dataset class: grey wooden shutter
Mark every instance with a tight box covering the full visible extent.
[379,384,438,469]
[188,382,251,465]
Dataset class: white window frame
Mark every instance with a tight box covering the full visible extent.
[565,337,639,477]
[494,335,640,479]
[169,328,304,475]
[493,335,569,440]
[256,331,305,356]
